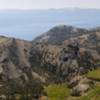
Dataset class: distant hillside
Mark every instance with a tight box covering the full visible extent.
[34,25,89,44]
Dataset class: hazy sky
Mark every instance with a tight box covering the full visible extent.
[0,0,100,9]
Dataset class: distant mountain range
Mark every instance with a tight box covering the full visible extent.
[0,8,100,40]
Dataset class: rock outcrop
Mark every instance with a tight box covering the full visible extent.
[0,25,100,86]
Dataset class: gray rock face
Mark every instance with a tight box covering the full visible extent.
[71,77,90,96]
[72,83,90,96]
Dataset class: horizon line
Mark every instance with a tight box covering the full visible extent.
[0,7,100,11]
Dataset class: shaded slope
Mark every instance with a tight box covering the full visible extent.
[34,25,89,44]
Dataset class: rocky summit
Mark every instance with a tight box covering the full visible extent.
[0,25,100,99]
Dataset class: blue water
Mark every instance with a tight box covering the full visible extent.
[0,9,100,40]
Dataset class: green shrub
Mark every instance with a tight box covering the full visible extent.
[44,83,70,100]
[86,68,100,81]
